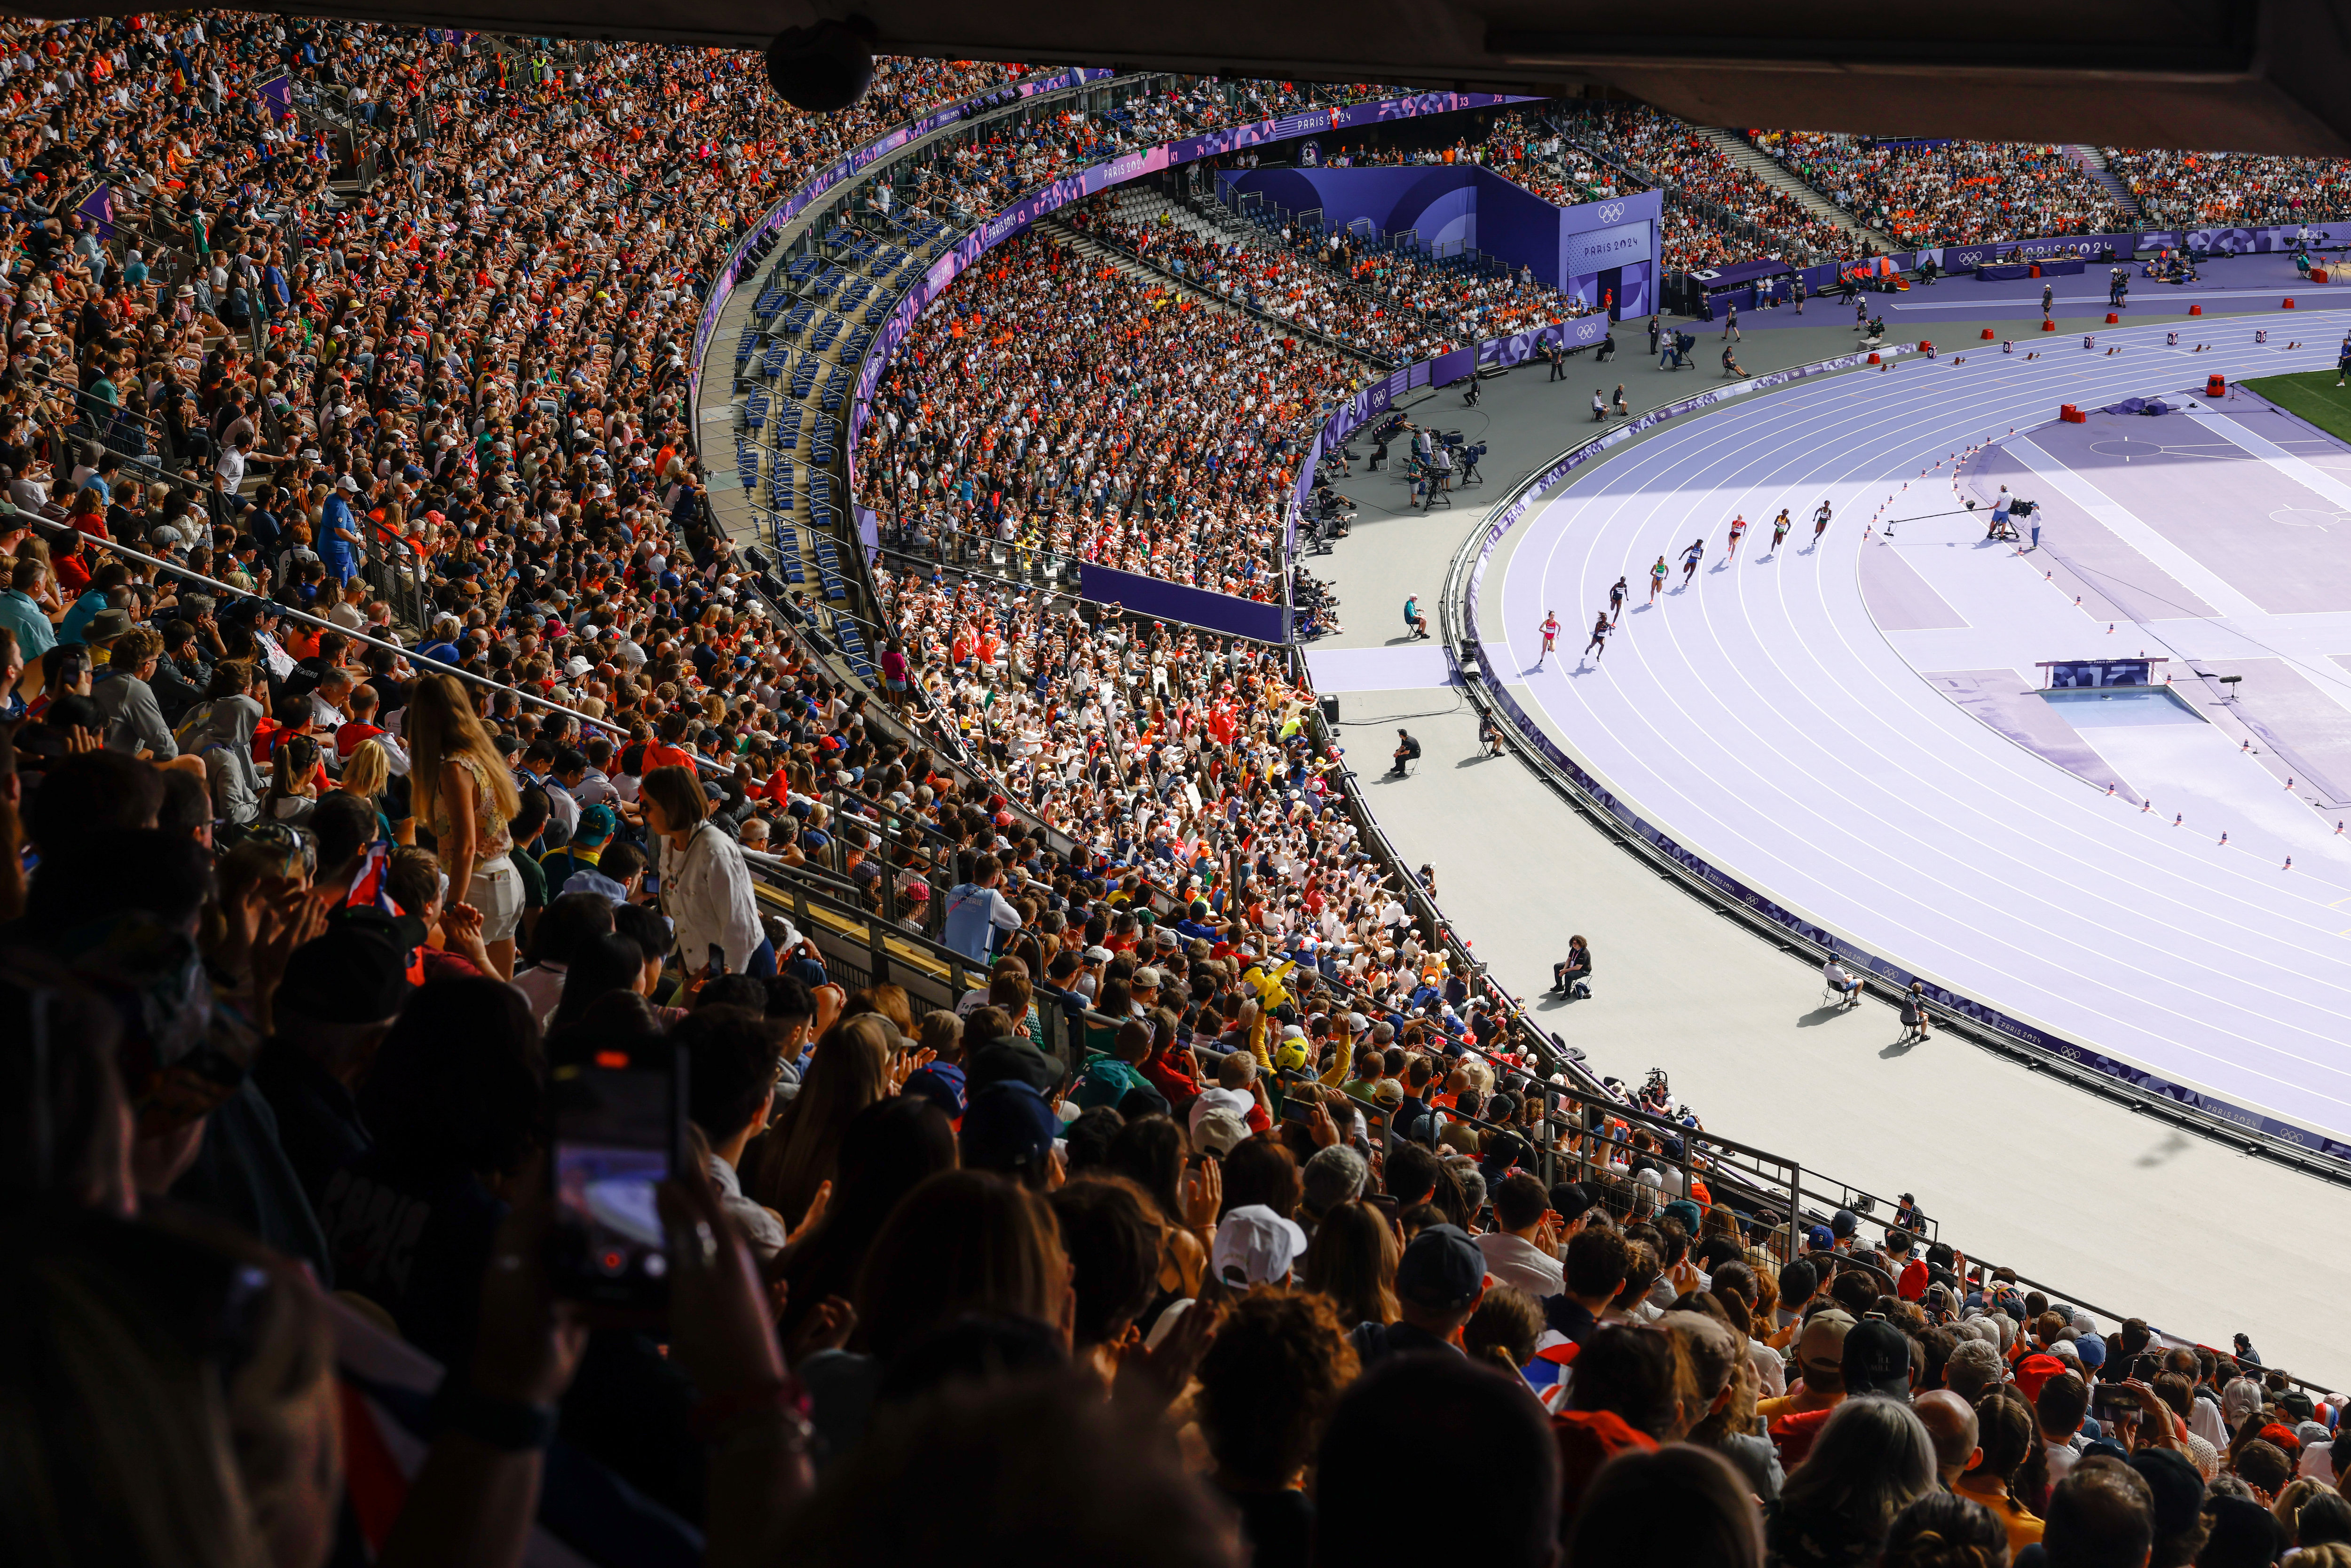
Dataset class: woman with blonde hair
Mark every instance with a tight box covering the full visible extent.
[745,1011,894,1229]
[406,672,521,977]
[337,738,399,842]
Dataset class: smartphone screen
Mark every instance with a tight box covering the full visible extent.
[550,1045,687,1308]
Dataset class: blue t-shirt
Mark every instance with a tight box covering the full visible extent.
[60,587,112,645]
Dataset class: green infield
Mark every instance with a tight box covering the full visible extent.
[2242,370,2351,445]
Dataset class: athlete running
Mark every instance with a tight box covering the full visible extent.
[1538,610,1561,665]
[1725,514,1750,563]
[1585,612,1610,661]
[1649,555,1669,604]
[1812,500,1832,545]
[1769,508,1791,554]
[1680,538,1705,586]
[1607,575,1629,625]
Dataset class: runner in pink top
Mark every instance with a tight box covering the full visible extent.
[1538,611,1561,666]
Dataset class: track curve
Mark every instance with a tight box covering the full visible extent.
[1480,311,2351,1151]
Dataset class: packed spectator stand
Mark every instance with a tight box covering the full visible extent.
[2105,148,2351,228]
[1749,132,2129,247]
[850,226,1355,596]
[7,15,2351,1568]
[1530,106,1855,267]
[1068,194,1449,363]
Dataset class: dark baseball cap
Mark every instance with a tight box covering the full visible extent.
[1842,1318,1913,1399]
[958,1080,1058,1174]
[1394,1223,1485,1311]
[1549,1181,1598,1223]
[2130,1449,2204,1537]
[276,911,413,1024]
[1830,1207,1859,1238]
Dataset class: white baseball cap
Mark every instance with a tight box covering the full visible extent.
[1211,1204,1308,1288]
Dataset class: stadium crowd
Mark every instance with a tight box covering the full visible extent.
[2105,148,2351,228]
[892,79,1410,225]
[1070,199,1441,360]
[1542,106,1854,263]
[9,15,2351,1568]
[1072,194,1587,362]
[1751,133,2131,246]
[851,228,1354,595]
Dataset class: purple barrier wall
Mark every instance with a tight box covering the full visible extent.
[2143,222,2351,254]
[74,183,115,242]
[1223,165,1481,250]
[687,66,1114,414]
[1080,561,1289,642]
[1426,346,1477,386]
[1455,344,2351,1169]
[1764,222,2347,299]
[1935,233,2138,269]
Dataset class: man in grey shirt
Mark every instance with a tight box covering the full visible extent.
[94,620,179,759]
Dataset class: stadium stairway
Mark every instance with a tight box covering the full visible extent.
[1704,126,1899,252]
[2070,145,2144,221]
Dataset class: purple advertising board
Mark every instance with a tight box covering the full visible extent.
[1934,233,2137,270]
[1687,258,1795,290]
[1767,222,2343,297]
[688,66,1114,414]
[73,182,115,242]
[2140,222,2351,254]
[1079,561,1288,643]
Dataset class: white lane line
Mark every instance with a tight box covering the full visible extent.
[2005,436,2272,620]
[2190,411,2351,514]
[1485,332,2351,1133]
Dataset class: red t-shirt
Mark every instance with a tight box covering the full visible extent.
[337,721,392,762]
[643,741,697,775]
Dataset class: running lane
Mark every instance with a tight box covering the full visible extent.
[1487,312,2351,1149]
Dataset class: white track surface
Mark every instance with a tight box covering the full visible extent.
[1484,314,2351,1151]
